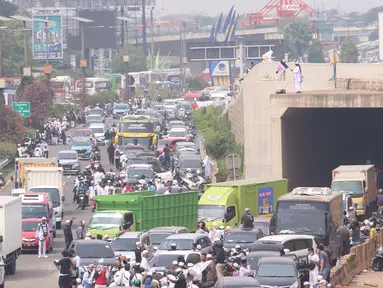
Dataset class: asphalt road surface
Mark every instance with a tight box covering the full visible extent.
[2,120,115,288]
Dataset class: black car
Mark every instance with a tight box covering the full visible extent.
[213,276,261,288]
[67,240,115,267]
[255,257,300,288]
[148,226,189,246]
[177,155,202,173]
[246,250,282,273]
[223,228,264,252]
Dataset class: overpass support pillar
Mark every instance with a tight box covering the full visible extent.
[270,107,287,179]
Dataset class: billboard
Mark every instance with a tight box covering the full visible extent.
[32,15,63,60]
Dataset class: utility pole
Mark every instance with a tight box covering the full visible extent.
[180,21,186,93]
[142,0,148,56]
[123,55,130,100]
[0,30,5,106]
[45,23,49,64]
[120,6,125,49]
[81,22,86,95]
[150,6,154,69]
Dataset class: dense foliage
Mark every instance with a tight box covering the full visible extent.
[341,39,358,63]
[284,21,311,60]
[308,39,325,63]
[111,45,147,74]
[192,106,243,180]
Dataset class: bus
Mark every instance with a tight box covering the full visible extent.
[272,187,342,264]
[50,76,73,103]
[115,117,158,149]
[75,77,111,96]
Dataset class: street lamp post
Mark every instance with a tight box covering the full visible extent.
[123,55,129,100]
[0,18,12,106]
[150,6,155,69]
[71,17,94,98]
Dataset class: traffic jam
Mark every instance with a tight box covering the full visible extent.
[2,96,380,288]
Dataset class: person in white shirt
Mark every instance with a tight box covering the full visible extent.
[35,217,50,258]
[34,144,43,157]
[17,144,25,157]
[82,264,95,287]
[42,141,49,158]
[138,176,147,186]
[239,259,250,276]
[140,250,150,271]
[84,232,92,240]
[104,180,113,195]
[93,171,105,185]
[95,183,105,196]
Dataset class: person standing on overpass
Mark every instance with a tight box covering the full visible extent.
[293,61,302,93]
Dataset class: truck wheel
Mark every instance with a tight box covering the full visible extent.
[56,221,61,229]
[6,260,16,275]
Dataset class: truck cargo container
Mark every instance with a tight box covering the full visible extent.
[198,178,288,229]
[331,165,377,217]
[25,167,65,228]
[14,158,57,189]
[0,196,22,278]
[89,191,198,238]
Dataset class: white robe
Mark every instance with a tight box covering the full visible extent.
[203,155,215,178]
[294,66,302,92]
[308,254,319,286]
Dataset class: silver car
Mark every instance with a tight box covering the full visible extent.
[58,150,81,175]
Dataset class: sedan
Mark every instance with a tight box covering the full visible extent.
[223,228,264,252]
[149,251,201,273]
[67,240,115,267]
[157,234,212,254]
[255,257,300,288]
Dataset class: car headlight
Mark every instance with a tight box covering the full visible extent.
[196,169,201,175]
[357,204,364,210]
[290,281,299,288]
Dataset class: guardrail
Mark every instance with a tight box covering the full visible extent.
[0,159,10,170]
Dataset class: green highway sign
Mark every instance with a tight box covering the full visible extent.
[12,102,30,117]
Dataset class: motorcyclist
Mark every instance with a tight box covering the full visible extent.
[90,136,97,149]
[91,150,101,163]
[76,179,88,209]
[231,245,247,257]
[34,143,43,157]
[84,165,92,177]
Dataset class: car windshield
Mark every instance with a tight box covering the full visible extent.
[22,221,39,232]
[158,139,170,149]
[179,104,193,111]
[87,115,101,121]
[77,243,115,258]
[247,252,281,269]
[29,188,60,207]
[111,238,137,251]
[257,263,296,277]
[72,139,91,147]
[150,254,184,267]
[331,181,363,194]
[127,169,154,179]
[90,212,123,227]
[198,205,225,219]
[115,104,128,110]
[224,231,260,243]
[275,202,328,235]
[149,233,172,245]
[22,204,47,219]
[74,130,92,137]
[59,152,77,159]
[169,131,186,138]
[159,239,194,250]
[89,110,103,116]
[118,137,152,149]
[169,122,185,129]
[90,127,104,134]
[180,159,201,169]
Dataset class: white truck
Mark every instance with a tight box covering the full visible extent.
[0,196,22,282]
[24,167,65,229]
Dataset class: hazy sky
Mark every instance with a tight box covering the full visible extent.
[158,0,382,16]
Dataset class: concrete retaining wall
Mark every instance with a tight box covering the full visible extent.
[228,89,244,145]
[330,233,382,287]
[336,78,383,91]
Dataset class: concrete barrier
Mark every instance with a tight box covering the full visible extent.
[330,235,378,287]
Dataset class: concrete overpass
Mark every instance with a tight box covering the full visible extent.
[128,25,376,57]
[228,62,383,190]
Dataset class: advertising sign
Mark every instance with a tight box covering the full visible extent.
[32,15,63,60]
[281,5,300,11]
[210,61,230,77]
[258,187,274,215]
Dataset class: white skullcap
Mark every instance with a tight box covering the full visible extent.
[172,261,178,265]
[99,258,104,264]
[214,238,220,242]
[178,262,185,267]
[142,250,148,255]
[136,242,140,245]
[196,245,201,250]
[207,254,213,259]
[66,220,70,223]
[235,245,240,249]
[187,263,194,267]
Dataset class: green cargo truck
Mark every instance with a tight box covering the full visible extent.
[198,178,288,229]
[89,190,198,238]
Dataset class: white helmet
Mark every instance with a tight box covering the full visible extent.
[364,220,370,226]
[186,168,192,173]
[173,180,178,185]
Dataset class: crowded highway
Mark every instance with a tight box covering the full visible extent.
[1,98,382,288]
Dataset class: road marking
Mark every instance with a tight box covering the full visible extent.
[67,176,71,179]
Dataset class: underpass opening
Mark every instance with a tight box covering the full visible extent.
[281,108,383,190]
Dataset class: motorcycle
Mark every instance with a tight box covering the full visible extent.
[78,193,86,210]
[372,246,383,271]
[92,160,101,171]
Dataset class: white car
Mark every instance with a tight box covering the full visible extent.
[89,123,106,145]
[167,128,189,139]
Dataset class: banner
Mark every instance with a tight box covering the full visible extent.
[32,15,63,60]
[210,61,230,77]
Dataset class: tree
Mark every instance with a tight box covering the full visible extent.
[0,0,17,17]
[111,45,147,74]
[284,21,311,60]
[308,39,325,63]
[363,6,383,25]
[340,39,358,63]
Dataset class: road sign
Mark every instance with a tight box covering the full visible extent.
[12,102,30,117]
[225,153,241,170]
